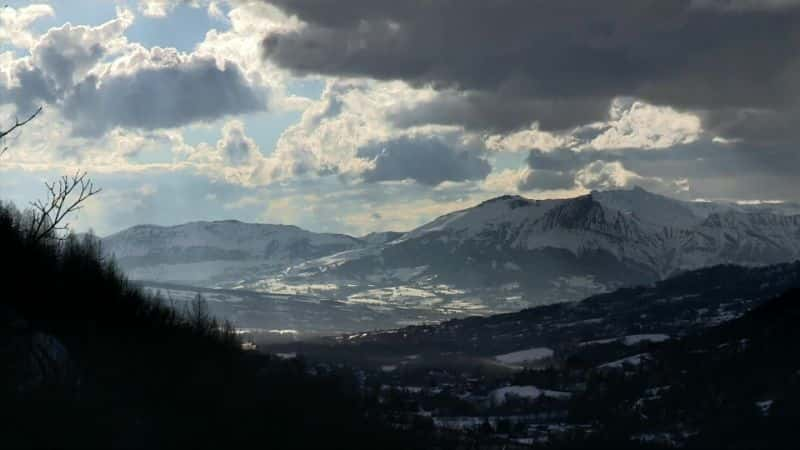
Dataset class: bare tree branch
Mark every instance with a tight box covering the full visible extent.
[1,106,43,157]
[28,171,102,242]
[1,106,101,241]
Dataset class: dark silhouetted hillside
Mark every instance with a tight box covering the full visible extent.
[0,202,443,449]
[560,288,800,449]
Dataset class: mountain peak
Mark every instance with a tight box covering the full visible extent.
[592,187,698,228]
[478,194,532,208]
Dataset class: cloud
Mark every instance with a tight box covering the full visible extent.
[691,0,800,11]
[519,144,689,194]
[0,4,54,48]
[32,12,134,93]
[485,99,703,153]
[254,78,450,184]
[1,9,135,114]
[387,91,610,133]
[175,119,272,186]
[1,8,269,136]
[573,161,677,192]
[518,169,577,191]
[356,136,490,186]
[138,0,204,18]
[218,120,261,167]
[515,133,800,201]
[261,0,800,141]
[62,49,266,135]
[581,99,702,150]
[516,156,681,193]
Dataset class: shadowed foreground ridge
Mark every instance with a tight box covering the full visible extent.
[0,202,436,449]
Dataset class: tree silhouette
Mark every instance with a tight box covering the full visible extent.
[0,106,42,157]
[28,171,101,242]
[1,107,100,241]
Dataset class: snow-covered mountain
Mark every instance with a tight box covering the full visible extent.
[103,187,800,313]
[285,187,800,308]
[102,220,363,284]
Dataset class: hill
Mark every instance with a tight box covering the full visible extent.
[262,270,800,448]
[0,202,440,449]
[561,288,800,448]
[263,261,800,371]
[102,220,363,285]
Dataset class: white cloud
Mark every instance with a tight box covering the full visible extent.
[195,1,305,110]
[484,98,703,154]
[485,125,575,153]
[574,160,688,194]
[582,99,702,151]
[482,168,530,194]
[0,4,55,49]
[207,1,226,21]
[255,78,471,184]
[176,119,273,186]
[1,7,272,137]
[138,0,203,18]
[30,10,135,93]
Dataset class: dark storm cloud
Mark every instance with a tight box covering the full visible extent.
[356,137,491,186]
[261,0,800,137]
[526,141,800,181]
[63,58,266,136]
[702,108,800,146]
[388,93,611,133]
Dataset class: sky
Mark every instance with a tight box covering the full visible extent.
[1,0,799,236]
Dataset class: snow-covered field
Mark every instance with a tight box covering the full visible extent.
[488,385,572,406]
[599,353,652,369]
[622,334,670,346]
[578,334,670,347]
[494,347,554,365]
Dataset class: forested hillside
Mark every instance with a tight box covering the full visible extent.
[561,288,800,448]
[0,202,440,449]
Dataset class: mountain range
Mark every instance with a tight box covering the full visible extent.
[102,187,800,321]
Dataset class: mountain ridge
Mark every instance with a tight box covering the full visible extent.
[103,187,800,313]
[286,188,800,308]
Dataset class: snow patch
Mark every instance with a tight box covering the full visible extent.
[598,353,652,369]
[489,385,572,405]
[622,334,670,346]
[494,347,554,365]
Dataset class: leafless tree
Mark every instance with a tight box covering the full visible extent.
[0,106,42,158]
[28,172,101,242]
[2,106,101,241]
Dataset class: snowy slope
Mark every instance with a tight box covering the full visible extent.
[288,187,800,307]
[104,188,800,311]
[102,220,364,285]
